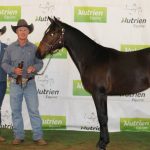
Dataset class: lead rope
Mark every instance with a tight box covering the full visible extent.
[19,54,53,88]
[36,54,53,75]
[27,54,53,78]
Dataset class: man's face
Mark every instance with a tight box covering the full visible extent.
[16,27,29,40]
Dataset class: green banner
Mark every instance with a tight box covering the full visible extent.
[120,118,150,132]
[46,47,67,59]
[121,44,150,52]
[73,80,90,96]
[6,79,10,94]
[74,6,107,23]
[0,6,21,22]
[42,115,66,130]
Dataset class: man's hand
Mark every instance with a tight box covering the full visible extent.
[27,66,36,74]
[14,67,23,75]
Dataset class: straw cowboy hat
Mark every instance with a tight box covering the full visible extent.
[0,26,6,36]
[11,19,34,34]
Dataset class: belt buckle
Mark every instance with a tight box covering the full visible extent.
[22,78,28,87]
[9,77,15,83]
[22,78,28,84]
[9,77,29,88]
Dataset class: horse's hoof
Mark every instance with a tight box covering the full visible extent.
[97,148,106,150]
[96,143,106,150]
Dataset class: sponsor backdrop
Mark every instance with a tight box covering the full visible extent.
[0,0,150,132]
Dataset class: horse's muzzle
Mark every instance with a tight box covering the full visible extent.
[36,50,43,59]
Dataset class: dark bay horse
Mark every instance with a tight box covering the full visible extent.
[36,17,150,150]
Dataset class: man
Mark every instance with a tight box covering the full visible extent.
[2,19,47,145]
[0,26,7,142]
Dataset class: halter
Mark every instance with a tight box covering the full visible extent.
[41,28,65,55]
[35,27,65,76]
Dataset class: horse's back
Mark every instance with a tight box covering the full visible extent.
[85,46,150,95]
[109,47,150,66]
[107,47,150,95]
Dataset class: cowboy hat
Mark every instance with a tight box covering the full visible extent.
[11,19,34,34]
[0,26,6,36]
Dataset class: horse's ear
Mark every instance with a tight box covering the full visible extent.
[54,16,58,21]
[48,16,54,23]
[54,17,61,26]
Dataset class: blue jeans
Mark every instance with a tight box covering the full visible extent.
[10,79,43,140]
[0,81,7,125]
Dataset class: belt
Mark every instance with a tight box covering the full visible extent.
[26,77,34,81]
[10,77,34,85]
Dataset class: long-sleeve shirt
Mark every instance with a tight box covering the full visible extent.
[0,42,7,81]
[1,40,43,79]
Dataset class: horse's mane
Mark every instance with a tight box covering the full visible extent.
[62,22,102,47]
[59,20,150,55]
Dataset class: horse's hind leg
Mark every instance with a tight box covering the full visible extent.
[92,90,109,150]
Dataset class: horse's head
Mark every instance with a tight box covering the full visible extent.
[36,17,65,59]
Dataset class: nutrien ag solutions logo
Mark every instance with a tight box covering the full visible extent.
[81,112,100,131]
[42,115,66,129]
[73,80,90,96]
[121,3,147,28]
[1,110,13,129]
[121,92,146,102]
[120,118,150,132]
[74,6,107,23]
[35,1,55,23]
[0,6,21,22]
[121,44,150,52]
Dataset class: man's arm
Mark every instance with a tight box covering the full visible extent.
[1,48,16,76]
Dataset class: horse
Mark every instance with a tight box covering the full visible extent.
[36,17,150,150]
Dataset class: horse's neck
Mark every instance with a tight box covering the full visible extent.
[65,45,82,73]
[63,25,101,73]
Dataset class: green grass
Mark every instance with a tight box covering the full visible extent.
[0,129,150,150]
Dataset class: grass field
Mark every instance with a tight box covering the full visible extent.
[0,129,150,150]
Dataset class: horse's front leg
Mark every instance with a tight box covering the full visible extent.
[92,91,109,150]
